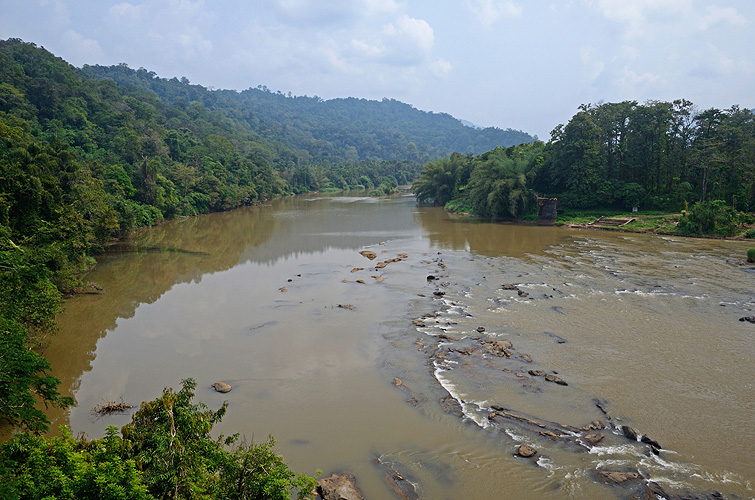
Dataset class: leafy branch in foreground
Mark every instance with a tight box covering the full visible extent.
[0,378,318,500]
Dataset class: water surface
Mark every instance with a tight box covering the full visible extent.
[47,193,755,499]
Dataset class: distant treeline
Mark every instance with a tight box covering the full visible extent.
[414,99,755,232]
[80,64,535,164]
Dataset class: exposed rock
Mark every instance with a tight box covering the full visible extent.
[581,420,604,431]
[380,463,418,500]
[376,262,387,269]
[338,304,355,311]
[385,257,402,263]
[279,287,287,292]
[393,378,403,387]
[502,284,520,290]
[350,267,364,273]
[582,432,605,447]
[519,353,532,362]
[545,373,568,386]
[356,280,365,284]
[476,326,486,332]
[359,250,377,260]
[412,319,425,327]
[517,289,529,297]
[622,425,638,441]
[594,469,643,484]
[433,290,445,296]
[516,444,538,458]
[739,316,755,323]
[640,435,661,448]
[211,382,232,393]
[483,339,513,357]
[317,472,364,500]
[640,434,662,450]
[427,275,437,281]
[439,395,464,418]
[528,369,547,377]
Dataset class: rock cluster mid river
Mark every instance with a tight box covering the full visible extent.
[47,193,754,499]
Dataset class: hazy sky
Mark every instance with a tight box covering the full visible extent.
[1,0,753,139]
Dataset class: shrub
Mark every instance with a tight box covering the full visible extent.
[747,248,755,263]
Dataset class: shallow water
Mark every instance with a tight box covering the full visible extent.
[46,193,754,499]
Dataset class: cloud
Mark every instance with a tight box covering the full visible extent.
[40,0,70,27]
[467,0,523,26]
[429,58,453,79]
[385,15,434,54]
[696,6,747,31]
[583,0,692,38]
[60,30,104,63]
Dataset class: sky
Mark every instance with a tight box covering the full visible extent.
[1,0,753,140]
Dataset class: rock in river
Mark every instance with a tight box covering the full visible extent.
[516,444,538,458]
[317,472,364,500]
[211,382,232,393]
[359,250,377,260]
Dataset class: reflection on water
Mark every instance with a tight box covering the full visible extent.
[46,193,754,499]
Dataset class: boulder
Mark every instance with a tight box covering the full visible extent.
[317,473,364,500]
[359,250,377,260]
[594,469,643,484]
[582,432,605,447]
[622,425,638,441]
[210,382,232,393]
[528,369,547,377]
[545,374,568,386]
[516,444,538,458]
[739,316,755,323]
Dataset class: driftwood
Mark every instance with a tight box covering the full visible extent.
[92,399,133,416]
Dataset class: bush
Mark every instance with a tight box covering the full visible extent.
[748,248,755,263]
[0,379,318,500]
[744,229,755,239]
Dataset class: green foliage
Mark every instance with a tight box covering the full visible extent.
[0,379,318,500]
[744,229,755,239]
[677,200,740,236]
[412,152,472,205]
[121,378,232,499]
[444,196,475,214]
[0,428,150,500]
[747,248,755,263]
[0,318,74,433]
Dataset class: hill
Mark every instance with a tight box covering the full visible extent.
[79,64,535,164]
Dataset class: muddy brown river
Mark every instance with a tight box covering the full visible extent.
[46,192,754,499]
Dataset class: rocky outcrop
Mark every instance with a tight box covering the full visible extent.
[594,469,643,484]
[317,472,364,500]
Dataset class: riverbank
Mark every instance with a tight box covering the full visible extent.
[446,204,755,242]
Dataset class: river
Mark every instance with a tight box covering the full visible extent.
[46,192,754,499]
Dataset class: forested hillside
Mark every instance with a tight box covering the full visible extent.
[80,63,535,164]
[415,100,755,236]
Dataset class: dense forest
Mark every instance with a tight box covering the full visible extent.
[79,63,535,164]
[414,100,755,236]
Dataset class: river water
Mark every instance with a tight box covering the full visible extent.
[47,192,754,499]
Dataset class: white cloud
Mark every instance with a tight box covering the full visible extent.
[467,0,522,26]
[107,2,144,23]
[429,58,453,79]
[60,29,104,63]
[584,0,692,38]
[39,0,70,27]
[696,6,747,31]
